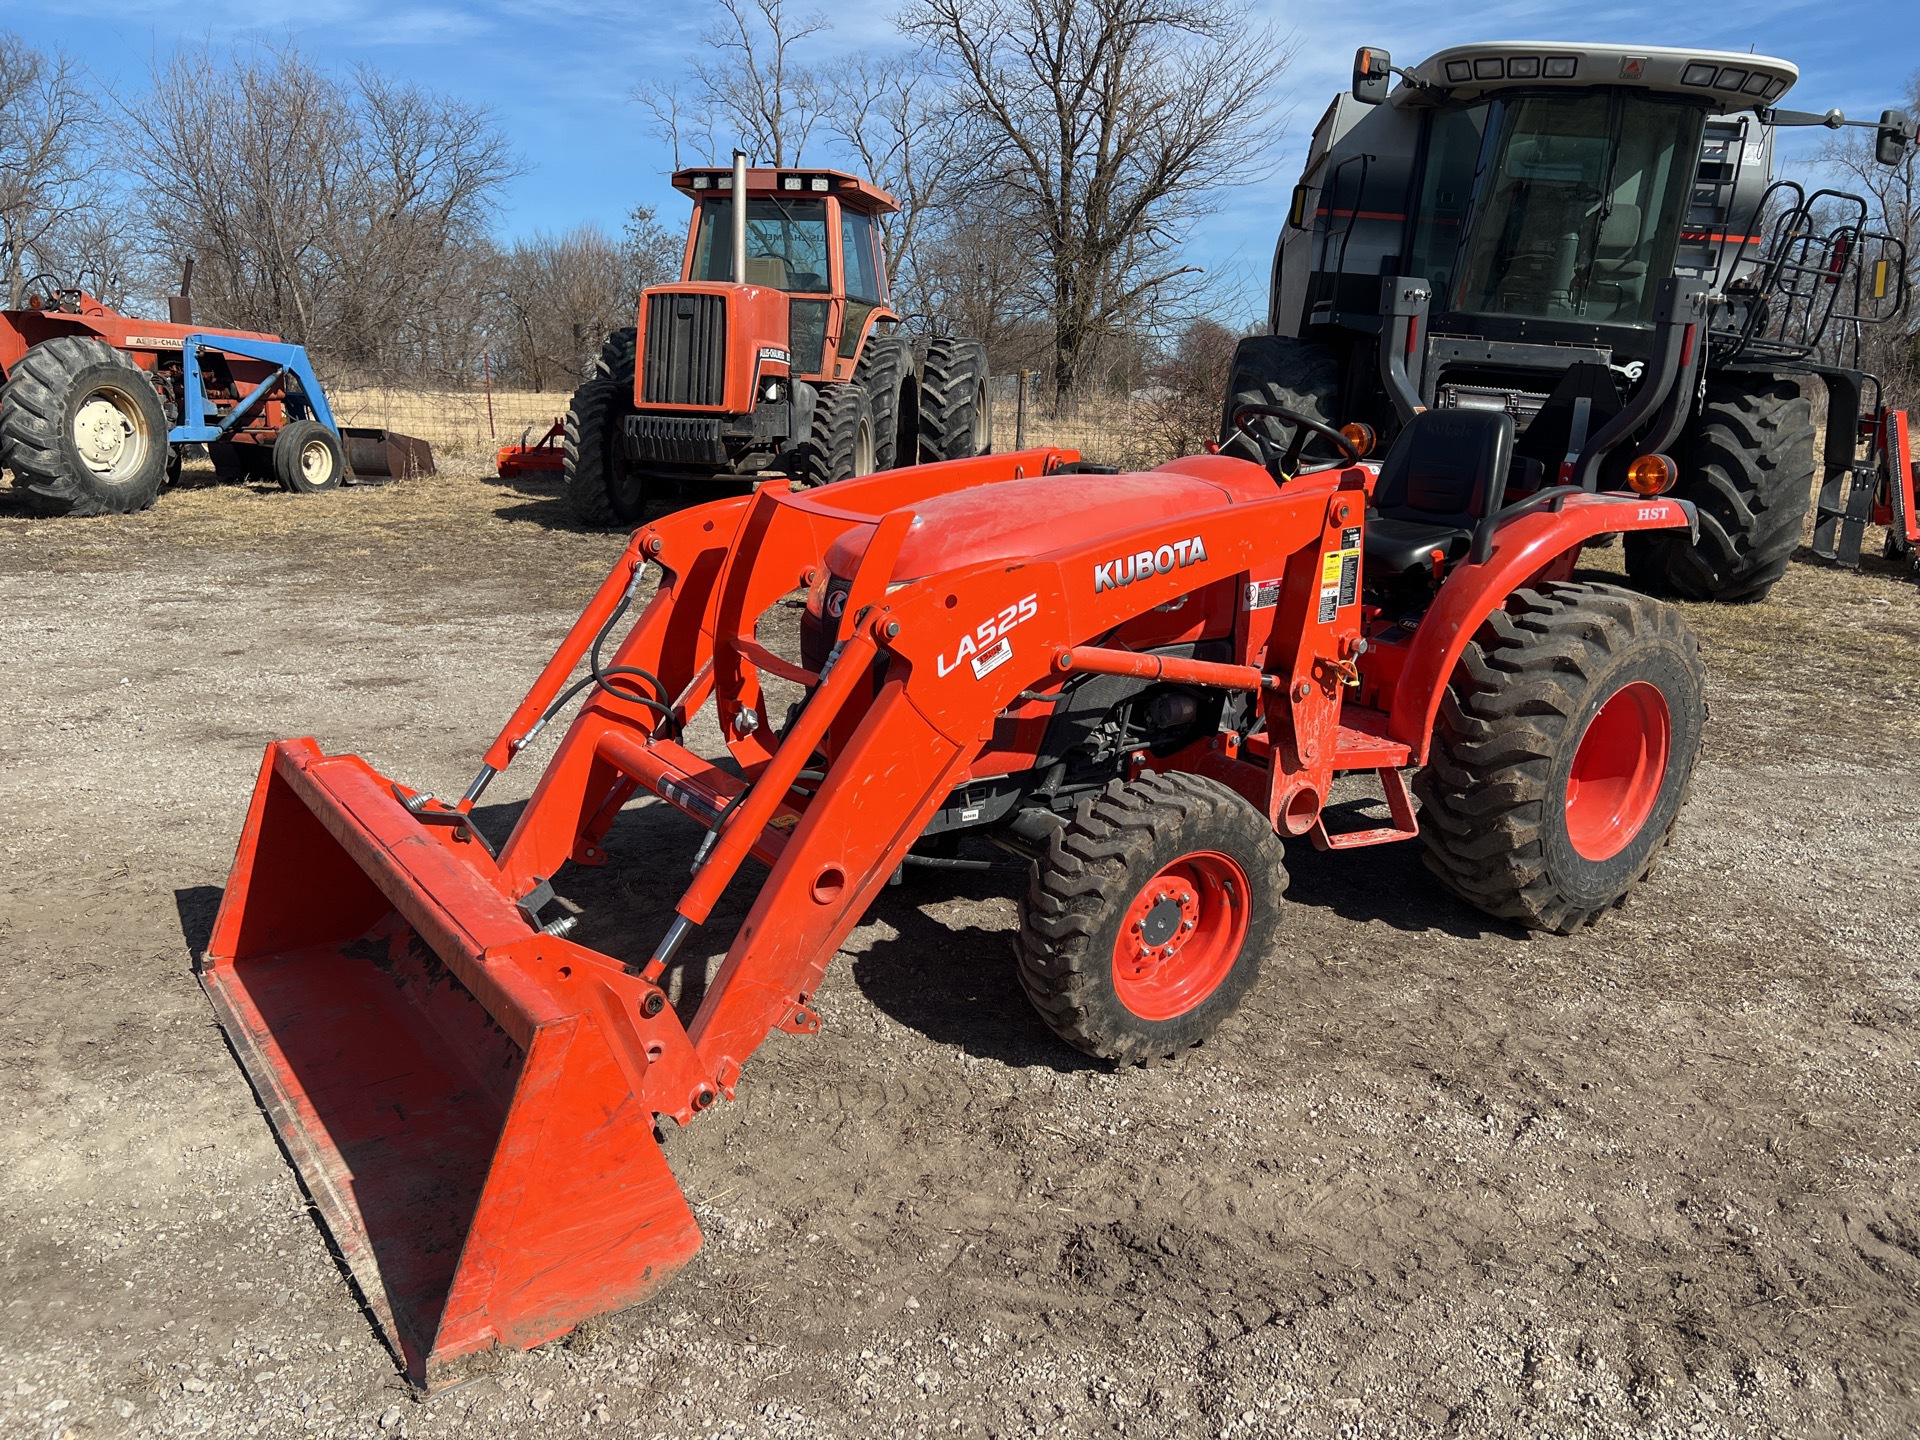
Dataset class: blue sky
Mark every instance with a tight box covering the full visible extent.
[10,0,1917,321]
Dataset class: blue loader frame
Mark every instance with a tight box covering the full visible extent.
[166,334,339,445]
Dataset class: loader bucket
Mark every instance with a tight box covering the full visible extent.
[341,426,436,480]
[202,739,700,1388]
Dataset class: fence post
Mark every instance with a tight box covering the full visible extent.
[484,354,496,439]
[1015,369,1029,451]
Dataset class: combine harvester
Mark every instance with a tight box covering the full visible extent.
[0,267,432,515]
[1234,41,1914,598]
[207,357,1713,1381]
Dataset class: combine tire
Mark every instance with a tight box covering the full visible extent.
[1416,583,1705,933]
[918,338,990,461]
[1018,773,1286,1064]
[273,419,347,492]
[1622,373,1815,602]
[565,327,644,527]
[857,334,917,469]
[788,382,876,487]
[1219,335,1340,465]
[0,336,169,516]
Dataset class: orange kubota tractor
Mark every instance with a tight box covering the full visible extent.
[205,386,1708,1385]
[565,153,991,526]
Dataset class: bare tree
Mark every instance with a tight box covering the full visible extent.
[494,228,632,391]
[635,0,829,166]
[1140,315,1238,456]
[121,44,516,379]
[623,202,683,303]
[903,0,1293,408]
[824,50,967,306]
[0,33,103,309]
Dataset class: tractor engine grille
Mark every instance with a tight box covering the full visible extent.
[642,293,728,407]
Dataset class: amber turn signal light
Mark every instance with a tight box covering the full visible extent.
[1627,453,1678,496]
[1339,422,1376,459]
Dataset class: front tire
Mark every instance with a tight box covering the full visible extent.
[1416,583,1705,933]
[787,382,876,487]
[1219,335,1341,466]
[1622,373,1814,602]
[565,327,645,527]
[1018,773,1286,1064]
[918,338,990,461]
[0,336,170,516]
[273,419,346,492]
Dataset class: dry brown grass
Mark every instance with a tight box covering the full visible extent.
[329,386,573,460]
[325,387,1165,469]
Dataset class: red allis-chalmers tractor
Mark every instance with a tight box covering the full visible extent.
[204,400,1706,1384]
[0,270,431,515]
[565,155,991,527]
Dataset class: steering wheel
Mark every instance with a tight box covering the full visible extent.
[1229,402,1362,479]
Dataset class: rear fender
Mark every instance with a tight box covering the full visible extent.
[1384,493,1696,762]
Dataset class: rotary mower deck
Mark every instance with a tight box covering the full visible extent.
[203,410,1709,1385]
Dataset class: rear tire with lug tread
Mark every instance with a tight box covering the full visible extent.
[273,418,347,492]
[565,327,643,527]
[0,335,169,516]
[918,338,990,462]
[1415,582,1705,932]
[1017,772,1286,1064]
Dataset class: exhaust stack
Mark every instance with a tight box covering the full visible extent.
[732,149,749,284]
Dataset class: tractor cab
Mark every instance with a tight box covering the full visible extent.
[670,164,900,383]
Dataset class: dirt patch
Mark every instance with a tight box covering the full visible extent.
[2,463,1919,1439]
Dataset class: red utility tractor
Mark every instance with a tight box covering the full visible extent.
[204,401,1705,1385]
[0,269,431,515]
[566,155,990,527]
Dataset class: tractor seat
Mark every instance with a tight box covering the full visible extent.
[1364,408,1516,577]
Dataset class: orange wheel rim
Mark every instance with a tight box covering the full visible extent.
[1565,680,1672,861]
[1110,851,1250,1021]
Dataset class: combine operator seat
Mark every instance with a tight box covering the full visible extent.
[1365,408,1536,579]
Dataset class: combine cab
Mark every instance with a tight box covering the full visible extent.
[1236,42,1914,600]
[565,155,991,526]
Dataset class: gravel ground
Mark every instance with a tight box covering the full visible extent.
[3,458,1919,1440]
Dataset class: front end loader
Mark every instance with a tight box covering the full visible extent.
[205,403,1709,1385]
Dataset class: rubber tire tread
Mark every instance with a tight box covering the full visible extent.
[1622,373,1814,602]
[565,327,639,527]
[0,335,169,516]
[273,418,346,492]
[1219,335,1341,465]
[1415,582,1706,934]
[918,337,990,461]
[1017,772,1287,1065]
[787,382,874,488]
[857,335,915,470]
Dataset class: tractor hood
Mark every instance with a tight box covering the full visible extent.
[821,455,1276,584]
